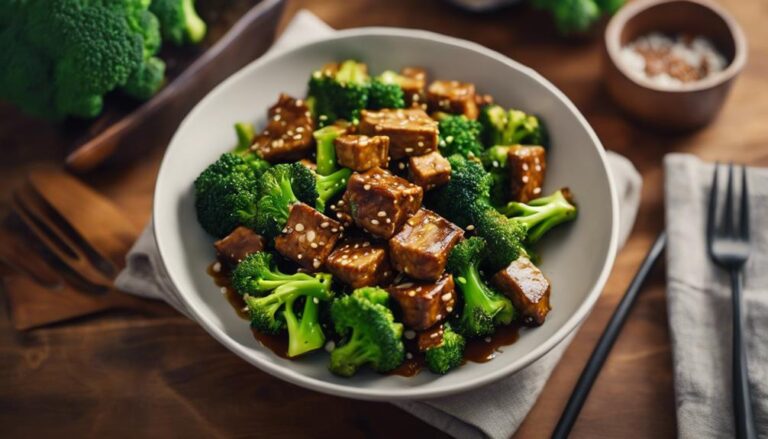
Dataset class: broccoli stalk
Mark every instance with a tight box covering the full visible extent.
[498,188,577,243]
[232,252,316,295]
[244,273,333,357]
[312,125,346,175]
[425,326,466,374]
[368,70,406,110]
[447,238,516,338]
[234,122,255,153]
[329,287,405,377]
[437,114,485,158]
[315,167,352,212]
[254,163,318,239]
[150,0,207,46]
[479,105,544,147]
[308,60,370,126]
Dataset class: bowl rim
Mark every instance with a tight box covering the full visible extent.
[153,27,620,400]
[604,0,748,93]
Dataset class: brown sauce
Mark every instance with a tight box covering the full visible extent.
[208,261,523,374]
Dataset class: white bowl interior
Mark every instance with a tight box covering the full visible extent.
[154,29,618,400]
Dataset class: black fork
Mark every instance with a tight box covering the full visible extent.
[706,163,755,439]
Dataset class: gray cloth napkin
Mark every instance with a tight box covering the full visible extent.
[115,11,642,438]
[664,154,768,439]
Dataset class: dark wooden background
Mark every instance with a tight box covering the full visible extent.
[2,0,767,437]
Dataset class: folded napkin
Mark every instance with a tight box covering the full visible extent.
[115,11,642,438]
[664,154,768,438]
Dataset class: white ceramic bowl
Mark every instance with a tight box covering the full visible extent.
[154,28,619,401]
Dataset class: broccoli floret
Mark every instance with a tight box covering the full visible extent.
[150,0,207,45]
[243,270,333,357]
[427,154,527,270]
[427,154,493,228]
[368,70,407,110]
[312,125,345,176]
[315,167,352,213]
[425,326,466,374]
[531,0,607,34]
[479,105,544,147]
[254,163,318,239]
[447,237,516,338]
[0,0,165,119]
[480,145,511,207]
[438,114,485,158]
[194,153,260,238]
[232,252,316,296]
[498,188,578,243]
[307,60,370,126]
[329,287,405,377]
[234,122,255,153]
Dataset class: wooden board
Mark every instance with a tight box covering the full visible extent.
[2,0,768,436]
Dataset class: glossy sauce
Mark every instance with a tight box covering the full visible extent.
[209,261,523,375]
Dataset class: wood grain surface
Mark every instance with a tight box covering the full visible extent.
[2,0,767,437]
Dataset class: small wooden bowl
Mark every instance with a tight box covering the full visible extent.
[603,0,747,131]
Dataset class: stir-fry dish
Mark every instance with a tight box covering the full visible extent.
[195,60,578,377]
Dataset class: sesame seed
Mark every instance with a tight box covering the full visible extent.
[406,352,413,360]
[436,314,443,320]
[417,141,424,147]
[295,223,305,232]
[296,126,304,133]
[273,114,281,121]
[242,306,249,312]
[310,242,318,249]
[364,184,371,191]
[533,187,542,194]
[386,218,391,224]
[377,211,386,217]
[430,332,439,338]
[220,287,228,294]
[446,306,454,313]
[408,290,416,297]
[306,230,316,242]
[313,297,320,304]
[441,293,452,302]
[484,337,492,343]
[405,147,413,153]
[320,222,329,228]
[313,259,321,269]
[466,224,475,231]
[457,276,467,284]
[398,162,405,170]
[212,262,222,273]
[522,175,529,183]
[324,341,336,352]
[297,254,303,260]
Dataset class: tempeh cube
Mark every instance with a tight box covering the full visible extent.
[426,80,479,119]
[251,94,314,162]
[387,274,456,330]
[389,209,463,281]
[325,238,393,288]
[491,256,551,326]
[334,134,389,171]
[214,226,265,267]
[507,145,547,203]
[408,151,451,190]
[359,109,438,159]
[343,167,423,239]
[274,203,342,271]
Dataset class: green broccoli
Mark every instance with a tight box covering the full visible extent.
[425,326,466,374]
[253,163,318,239]
[498,188,578,244]
[242,259,333,358]
[530,0,623,34]
[368,70,407,110]
[480,145,511,207]
[194,152,261,238]
[150,0,207,45]
[307,60,370,126]
[329,287,405,377]
[312,124,346,176]
[479,105,544,147]
[438,114,485,158]
[0,0,165,119]
[232,252,316,296]
[447,237,516,338]
[234,122,255,153]
[315,167,352,213]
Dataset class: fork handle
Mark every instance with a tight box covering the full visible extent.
[731,268,756,439]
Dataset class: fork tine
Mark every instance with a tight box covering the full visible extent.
[707,162,720,250]
[723,162,736,237]
[740,166,750,241]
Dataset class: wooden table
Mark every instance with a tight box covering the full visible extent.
[2,0,766,436]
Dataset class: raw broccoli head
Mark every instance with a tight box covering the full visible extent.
[315,167,352,213]
[2,0,165,119]
[150,0,207,45]
[498,188,578,243]
[194,153,260,238]
[308,60,370,126]
[329,287,405,377]
[312,124,346,176]
[426,154,493,228]
[368,71,407,110]
[438,114,485,158]
[244,272,333,357]
[447,237,516,338]
[479,105,544,147]
[425,325,466,374]
[254,163,318,239]
[232,251,316,296]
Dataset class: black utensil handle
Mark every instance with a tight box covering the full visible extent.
[552,231,667,439]
[731,268,756,439]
